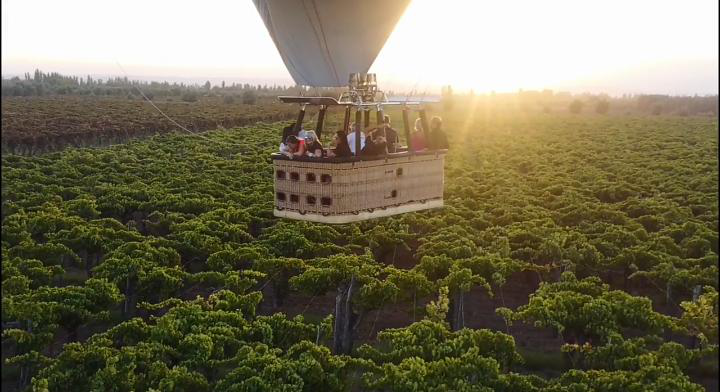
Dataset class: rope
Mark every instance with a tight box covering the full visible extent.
[367,305,383,339]
[499,285,511,335]
[114,60,246,149]
[258,270,282,291]
[300,293,319,316]
[366,275,394,339]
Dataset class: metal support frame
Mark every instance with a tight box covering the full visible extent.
[376,106,387,154]
[342,106,351,135]
[316,105,327,140]
[402,106,413,154]
[419,109,431,147]
[375,107,384,128]
[354,108,362,155]
[294,104,306,133]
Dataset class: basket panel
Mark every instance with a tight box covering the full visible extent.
[273,153,446,218]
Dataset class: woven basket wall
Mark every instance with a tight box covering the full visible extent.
[273,153,445,217]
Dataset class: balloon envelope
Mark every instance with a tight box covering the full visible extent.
[254,0,411,87]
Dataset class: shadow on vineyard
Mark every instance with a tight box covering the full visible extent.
[2,106,718,391]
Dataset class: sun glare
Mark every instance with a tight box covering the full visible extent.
[1,0,717,94]
[372,0,718,93]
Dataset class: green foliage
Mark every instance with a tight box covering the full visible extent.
[544,366,704,391]
[497,272,675,344]
[290,253,380,297]
[31,295,346,392]
[562,335,717,372]
[356,320,528,391]
[425,286,450,325]
[678,286,719,345]
[2,110,716,391]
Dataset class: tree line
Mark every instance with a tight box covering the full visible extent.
[1,69,346,102]
[444,88,718,116]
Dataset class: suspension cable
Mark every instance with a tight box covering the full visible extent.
[115,60,246,148]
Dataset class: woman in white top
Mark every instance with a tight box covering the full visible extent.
[346,122,366,155]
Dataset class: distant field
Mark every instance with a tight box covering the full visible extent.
[2,107,718,391]
[0,96,299,154]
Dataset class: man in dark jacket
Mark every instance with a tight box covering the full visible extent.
[382,115,400,153]
[361,131,388,156]
[428,116,449,150]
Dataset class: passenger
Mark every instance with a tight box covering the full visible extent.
[282,122,307,145]
[281,123,298,144]
[297,126,308,141]
[428,116,449,150]
[303,130,324,157]
[279,135,306,159]
[327,130,352,158]
[361,131,388,156]
[410,118,427,151]
[382,115,400,153]
[346,122,366,155]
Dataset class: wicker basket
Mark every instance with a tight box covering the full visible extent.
[273,151,445,223]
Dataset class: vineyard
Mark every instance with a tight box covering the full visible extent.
[0,96,299,155]
[1,107,718,391]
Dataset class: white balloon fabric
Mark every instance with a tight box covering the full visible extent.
[253,0,411,87]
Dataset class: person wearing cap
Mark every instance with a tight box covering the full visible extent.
[303,130,324,157]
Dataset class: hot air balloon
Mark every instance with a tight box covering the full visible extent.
[255,0,446,223]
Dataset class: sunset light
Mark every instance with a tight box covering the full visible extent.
[2,0,717,94]
[1,1,718,390]
[373,0,718,93]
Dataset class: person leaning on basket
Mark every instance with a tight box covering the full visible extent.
[281,122,307,144]
[280,135,306,159]
[303,130,324,157]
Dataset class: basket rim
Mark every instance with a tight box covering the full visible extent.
[271,149,447,163]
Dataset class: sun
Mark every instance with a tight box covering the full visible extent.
[371,0,717,94]
[371,0,584,93]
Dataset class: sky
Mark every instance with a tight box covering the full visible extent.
[2,0,718,95]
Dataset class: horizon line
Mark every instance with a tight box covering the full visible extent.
[1,70,718,98]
